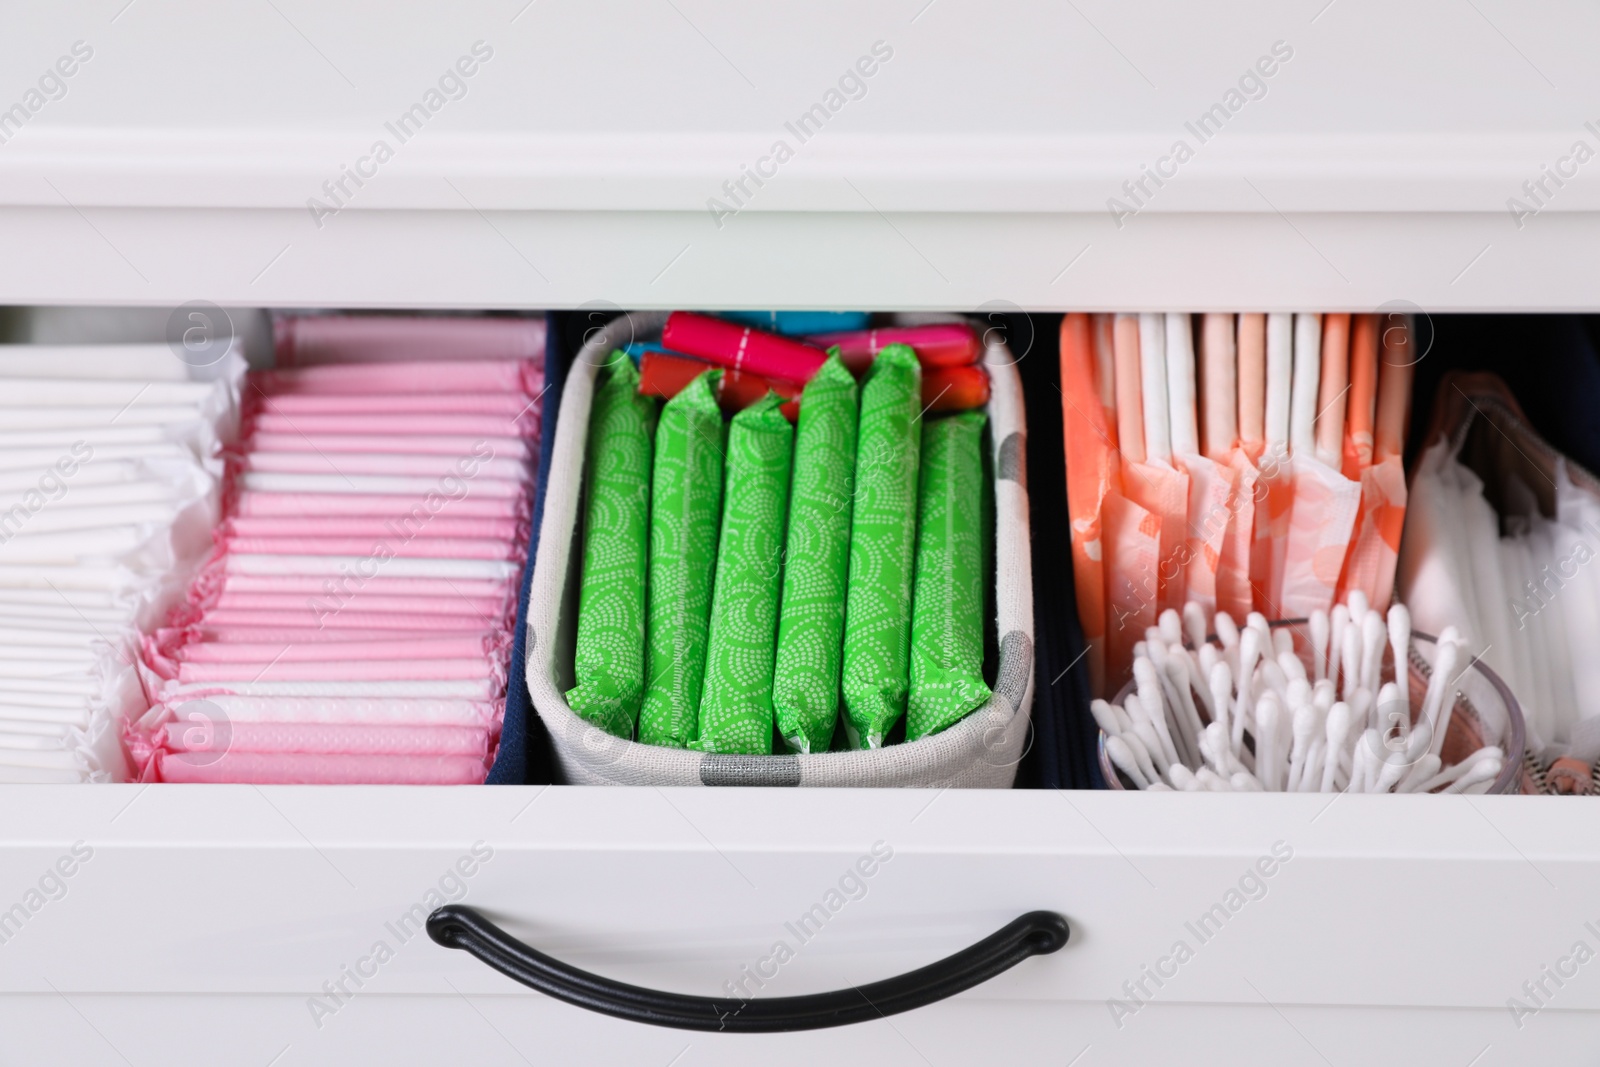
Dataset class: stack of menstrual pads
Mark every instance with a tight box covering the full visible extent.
[132,315,544,784]
[0,343,239,783]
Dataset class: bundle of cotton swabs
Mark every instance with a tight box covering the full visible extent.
[1093,593,1505,794]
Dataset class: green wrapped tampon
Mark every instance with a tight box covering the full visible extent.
[694,393,794,754]
[565,350,657,739]
[638,372,727,748]
[907,410,992,740]
[773,353,858,753]
[841,343,922,749]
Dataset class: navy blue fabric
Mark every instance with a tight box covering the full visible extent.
[486,312,564,785]
[1014,313,1104,789]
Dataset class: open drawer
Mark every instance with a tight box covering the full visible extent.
[2,785,1596,1065]
[0,308,1591,1067]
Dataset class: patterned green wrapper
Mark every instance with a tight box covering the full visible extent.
[841,343,922,748]
[565,351,657,738]
[638,372,727,748]
[773,353,858,753]
[907,410,992,740]
[694,393,794,753]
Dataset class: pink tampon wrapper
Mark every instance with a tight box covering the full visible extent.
[804,323,981,375]
[661,312,829,381]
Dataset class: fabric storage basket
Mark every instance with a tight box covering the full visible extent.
[525,310,1033,786]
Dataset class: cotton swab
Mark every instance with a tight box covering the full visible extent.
[1287,702,1316,792]
[1120,729,1164,787]
[1161,653,1208,765]
[1256,690,1284,790]
[1258,659,1289,699]
[1387,604,1410,688]
[1310,609,1330,682]
[1374,680,1404,739]
[1348,590,1370,628]
[1146,643,1198,763]
[1278,649,1308,687]
[1107,735,1152,789]
[1233,627,1262,753]
[1209,661,1233,754]
[1412,746,1503,793]
[1099,596,1492,796]
[1350,729,1380,792]
[1422,636,1461,759]
[1300,738,1327,792]
[1359,611,1387,695]
[1340,616,1361,702]
[1168,763,1203,791]
[1091,698,1126,738]
[1182,602,1208,651]
[1329,604,1350,693]
[1126,687,1177,771]
[1128,715,1167,777]
[1179,643,1214,719]
[1396,754,1442,793]
[1131,661,1182,766]
[1215,612,1240,674]
[1442,759,1502,794]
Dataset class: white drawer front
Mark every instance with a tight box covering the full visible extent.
[0,787,1596,1064]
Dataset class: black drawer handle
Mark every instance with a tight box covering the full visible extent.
[427,904,1069,1033]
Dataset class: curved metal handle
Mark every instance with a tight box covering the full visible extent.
[428,905,1069,1033]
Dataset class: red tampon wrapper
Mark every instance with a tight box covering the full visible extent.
[923,364,989,413]
[806,323,981,376]
[638,350,801,422]
[661,312,828,381]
